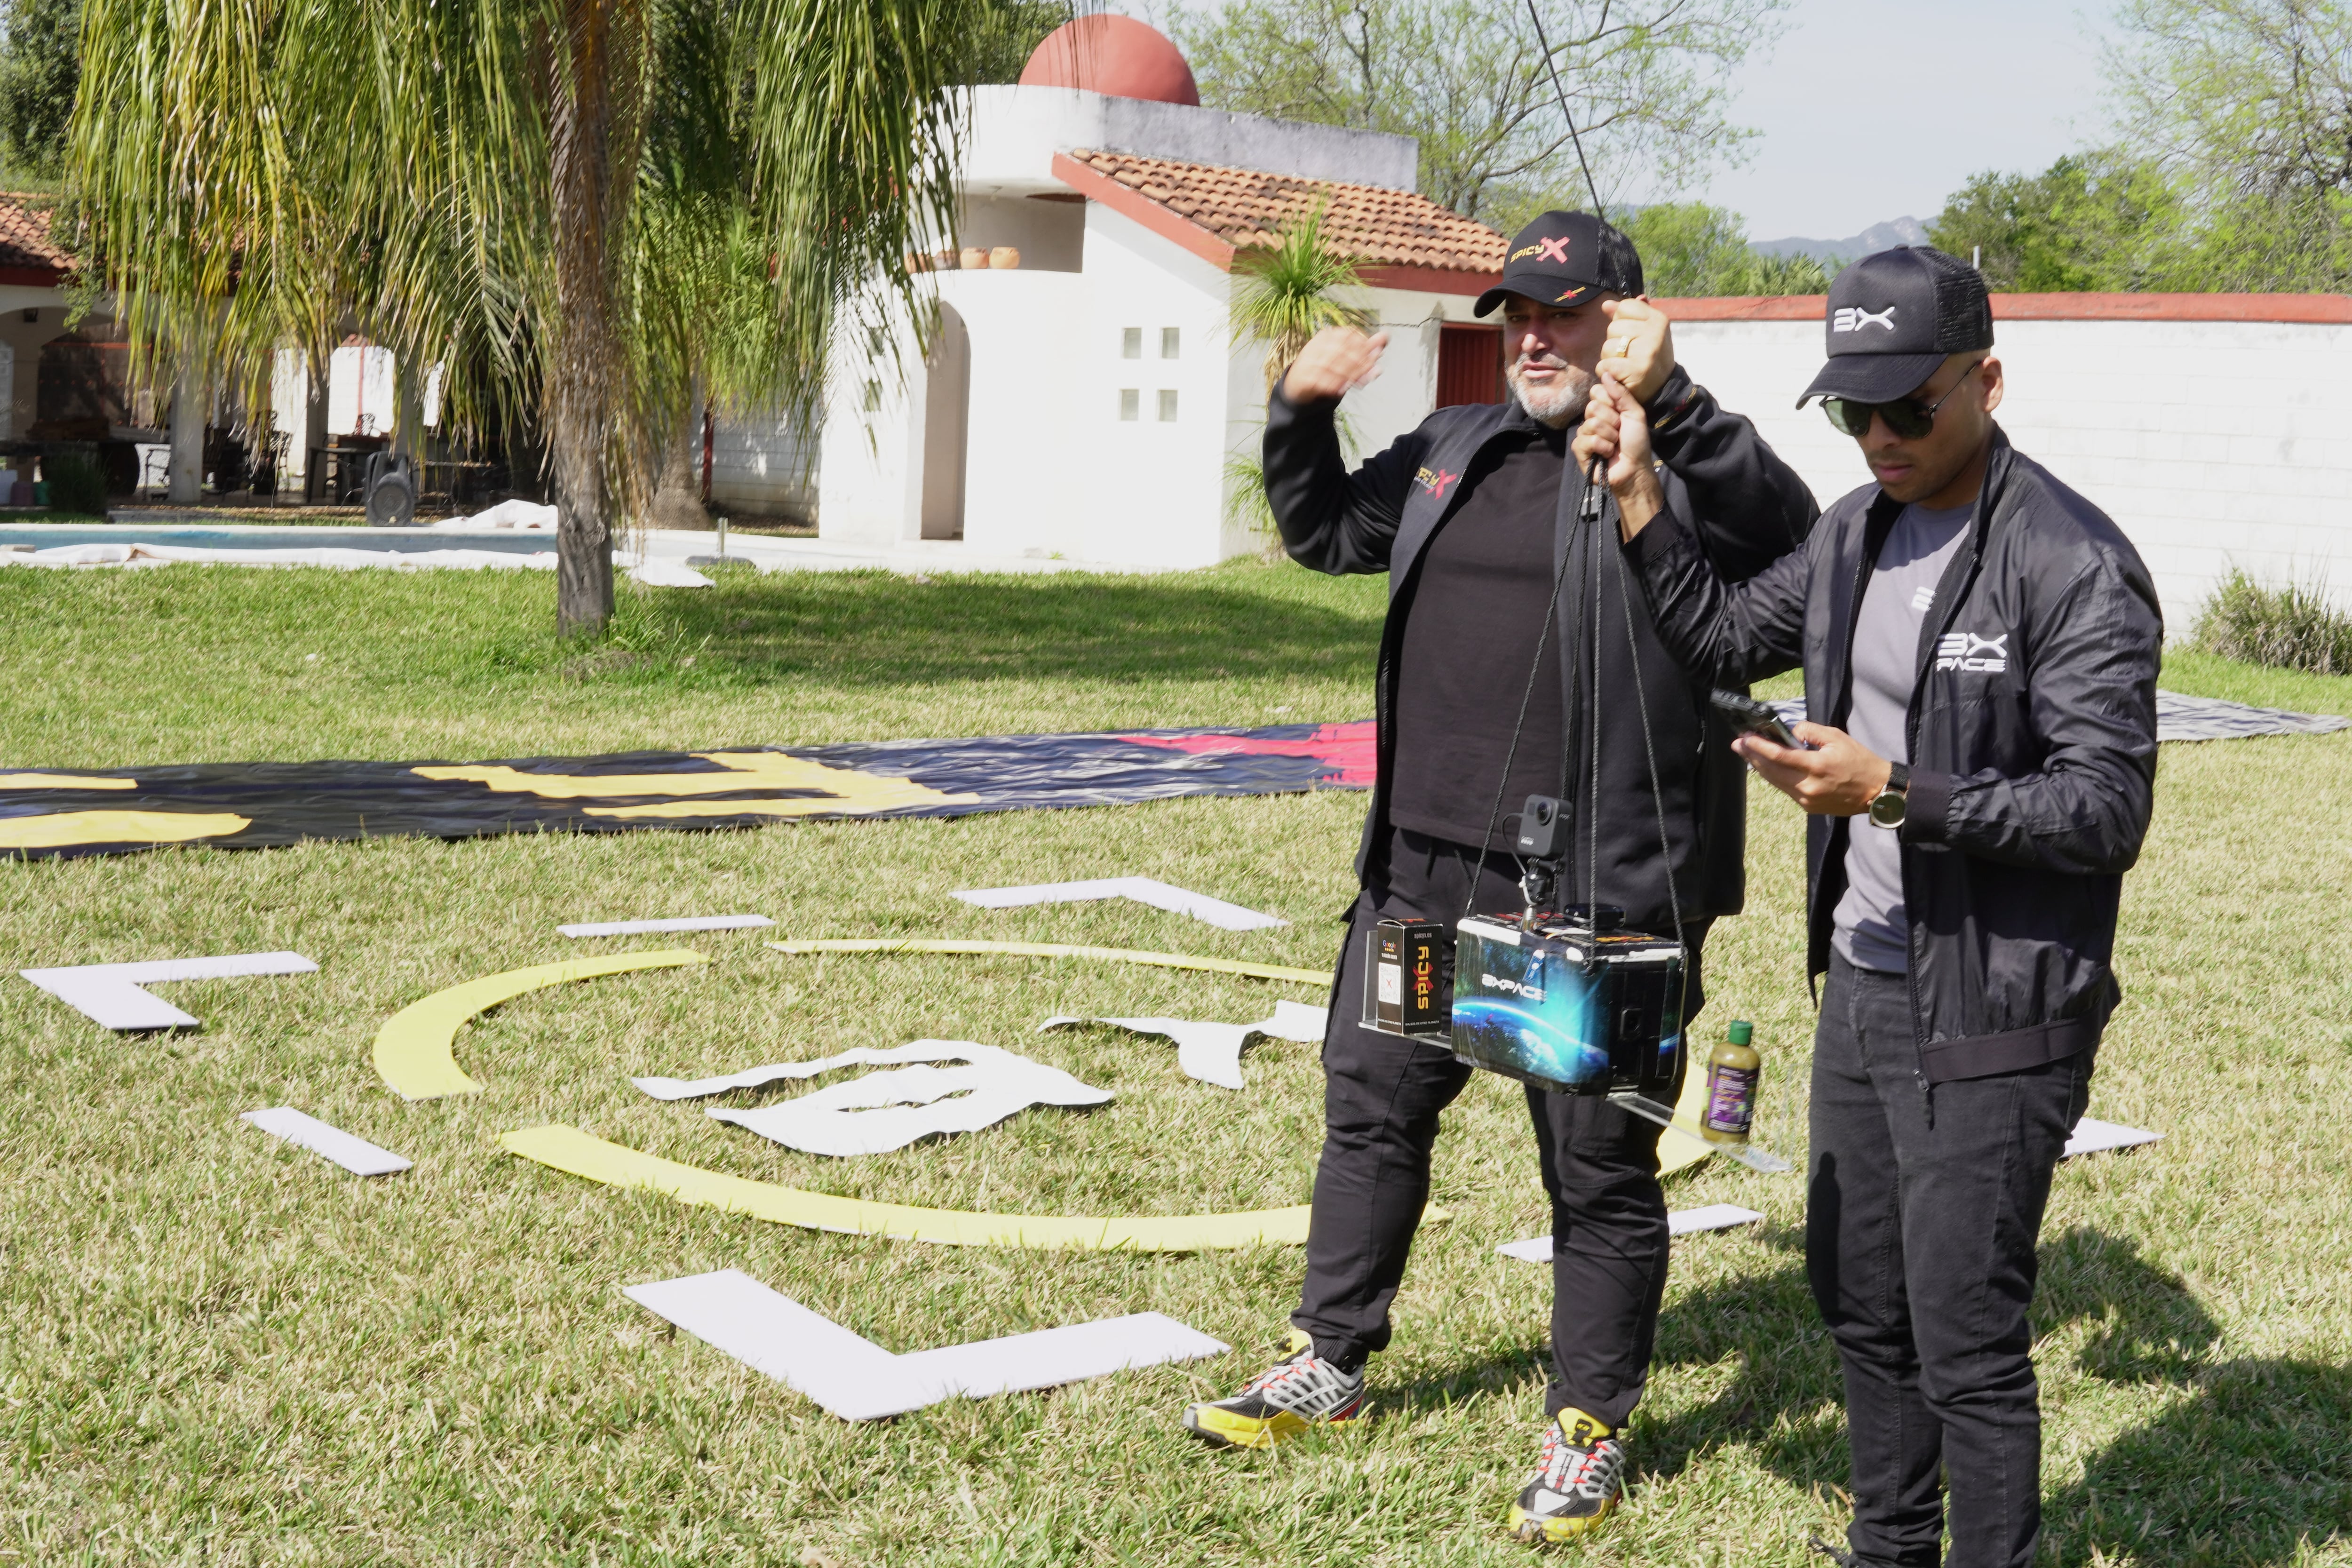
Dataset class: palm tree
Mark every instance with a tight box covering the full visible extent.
[1228,201,1374,392]
[1225,202,1373,546]
[70,0,989,636]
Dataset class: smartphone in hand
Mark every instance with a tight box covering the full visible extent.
[1710,689,1815,750]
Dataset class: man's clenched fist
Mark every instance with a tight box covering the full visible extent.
[1280,326,1389,403]
[1598,298,1674,404]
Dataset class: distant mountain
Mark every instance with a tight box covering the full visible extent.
[1749,216,1930,265]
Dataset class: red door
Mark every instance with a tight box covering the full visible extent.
[1436,324,1502,408]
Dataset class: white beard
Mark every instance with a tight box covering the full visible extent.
[1507,356,1593,428]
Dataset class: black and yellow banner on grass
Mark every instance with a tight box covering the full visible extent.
[0,722,1374,858]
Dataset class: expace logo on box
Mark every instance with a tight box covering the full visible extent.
[1449,916,1687,1100]
[1449,933,1612,1094]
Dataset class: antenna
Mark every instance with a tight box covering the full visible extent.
[1524,0,1613,512]
[1525,0,1605,221]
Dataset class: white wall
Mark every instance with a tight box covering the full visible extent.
[1669,315,2352,633]
[1041,206,1231,566]
[324,344,396,437]
[817,315,927,547]
[961,86,1416,197]
[819,202,1501,567]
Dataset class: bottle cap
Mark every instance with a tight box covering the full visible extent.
[1727,1020,1753,1045]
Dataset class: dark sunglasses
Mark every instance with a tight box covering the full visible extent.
[1820,363,1981,439]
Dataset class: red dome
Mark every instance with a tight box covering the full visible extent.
[1017,16,1200,107]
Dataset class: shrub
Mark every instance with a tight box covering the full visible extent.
[45,452,109,515]
[2193,568,2352,675]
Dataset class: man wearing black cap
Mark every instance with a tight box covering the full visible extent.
[1178,210,1817,1545]
[1578,247,2161,1568]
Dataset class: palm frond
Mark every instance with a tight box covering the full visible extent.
[69,0,1002,633]
[1228,199,1373,390]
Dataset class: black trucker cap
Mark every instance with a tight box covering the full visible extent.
[1796,246,1993,406]
[1475,211,1643,317]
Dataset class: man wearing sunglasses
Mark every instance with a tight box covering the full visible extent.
[1575,246,2161,1568]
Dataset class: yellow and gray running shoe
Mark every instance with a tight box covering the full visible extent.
[1182,1330,1367,1450]
[1506,1408,1627,1544]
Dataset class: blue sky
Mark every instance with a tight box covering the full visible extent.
[1665,0,2125,240]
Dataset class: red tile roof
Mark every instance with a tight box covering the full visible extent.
[1063,149,1504,278]
[0,194,67,279]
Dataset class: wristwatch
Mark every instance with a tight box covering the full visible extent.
[1867,762,1911,829]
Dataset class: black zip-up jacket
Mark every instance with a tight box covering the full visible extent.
[1627,425,2162,1082]
[1266,364,1818,929]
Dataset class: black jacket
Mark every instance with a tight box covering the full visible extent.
[1628,425,2162,1082]
[1266,364,1819,929]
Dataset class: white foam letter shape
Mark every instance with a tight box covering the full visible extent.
[677,1042,1112,1156]
[20,952,318,1031]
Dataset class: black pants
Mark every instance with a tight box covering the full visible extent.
[1808,955,2092,1568]
[1293,828,1705,1427]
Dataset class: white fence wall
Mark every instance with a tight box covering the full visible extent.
[1668,306,2352,635]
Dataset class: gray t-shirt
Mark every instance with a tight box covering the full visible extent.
[1831,501,1974,973]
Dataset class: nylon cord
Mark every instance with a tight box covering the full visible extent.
[1612,506,1691,1010]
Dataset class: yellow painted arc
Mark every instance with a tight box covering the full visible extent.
[0,809,249,851]
[372,949,707,1101]
[500,1123,1408,1252]
[765,938,1333,987]
[0,772,138,791]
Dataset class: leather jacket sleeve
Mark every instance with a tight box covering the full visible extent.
[1262,384,1426,576]
[1644,364,1818,583]
[1622,509,1813,686]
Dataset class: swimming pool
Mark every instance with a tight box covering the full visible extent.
[0,525,557,557]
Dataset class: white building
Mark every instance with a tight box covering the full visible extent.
[804,22,1513,569]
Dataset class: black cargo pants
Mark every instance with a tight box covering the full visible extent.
[1292,827,1706,1427]
[1808,954,2093,1568]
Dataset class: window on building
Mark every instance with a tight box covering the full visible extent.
[1120,388,1139,421]
[1158,389,1178,422]
[1121,327,1142,358]
[1161,327,1180,359]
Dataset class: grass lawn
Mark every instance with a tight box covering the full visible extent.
[3,562,2349,1567]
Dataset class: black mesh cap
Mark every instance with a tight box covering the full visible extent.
[1796,247,1993,406]
[1475,211,1644,317]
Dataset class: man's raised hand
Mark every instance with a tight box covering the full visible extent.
[1279,327,1389,403]
[1599,297,1675,404]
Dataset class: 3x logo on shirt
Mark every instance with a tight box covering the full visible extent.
[1414,465,1461,499]
[1936,631,2009,673]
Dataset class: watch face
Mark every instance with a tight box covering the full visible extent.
[1868,791,1907,829]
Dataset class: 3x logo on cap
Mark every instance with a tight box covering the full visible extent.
[1796,246,1992,408]
[1832,305,1896,333]
[1475,210,1644,318]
